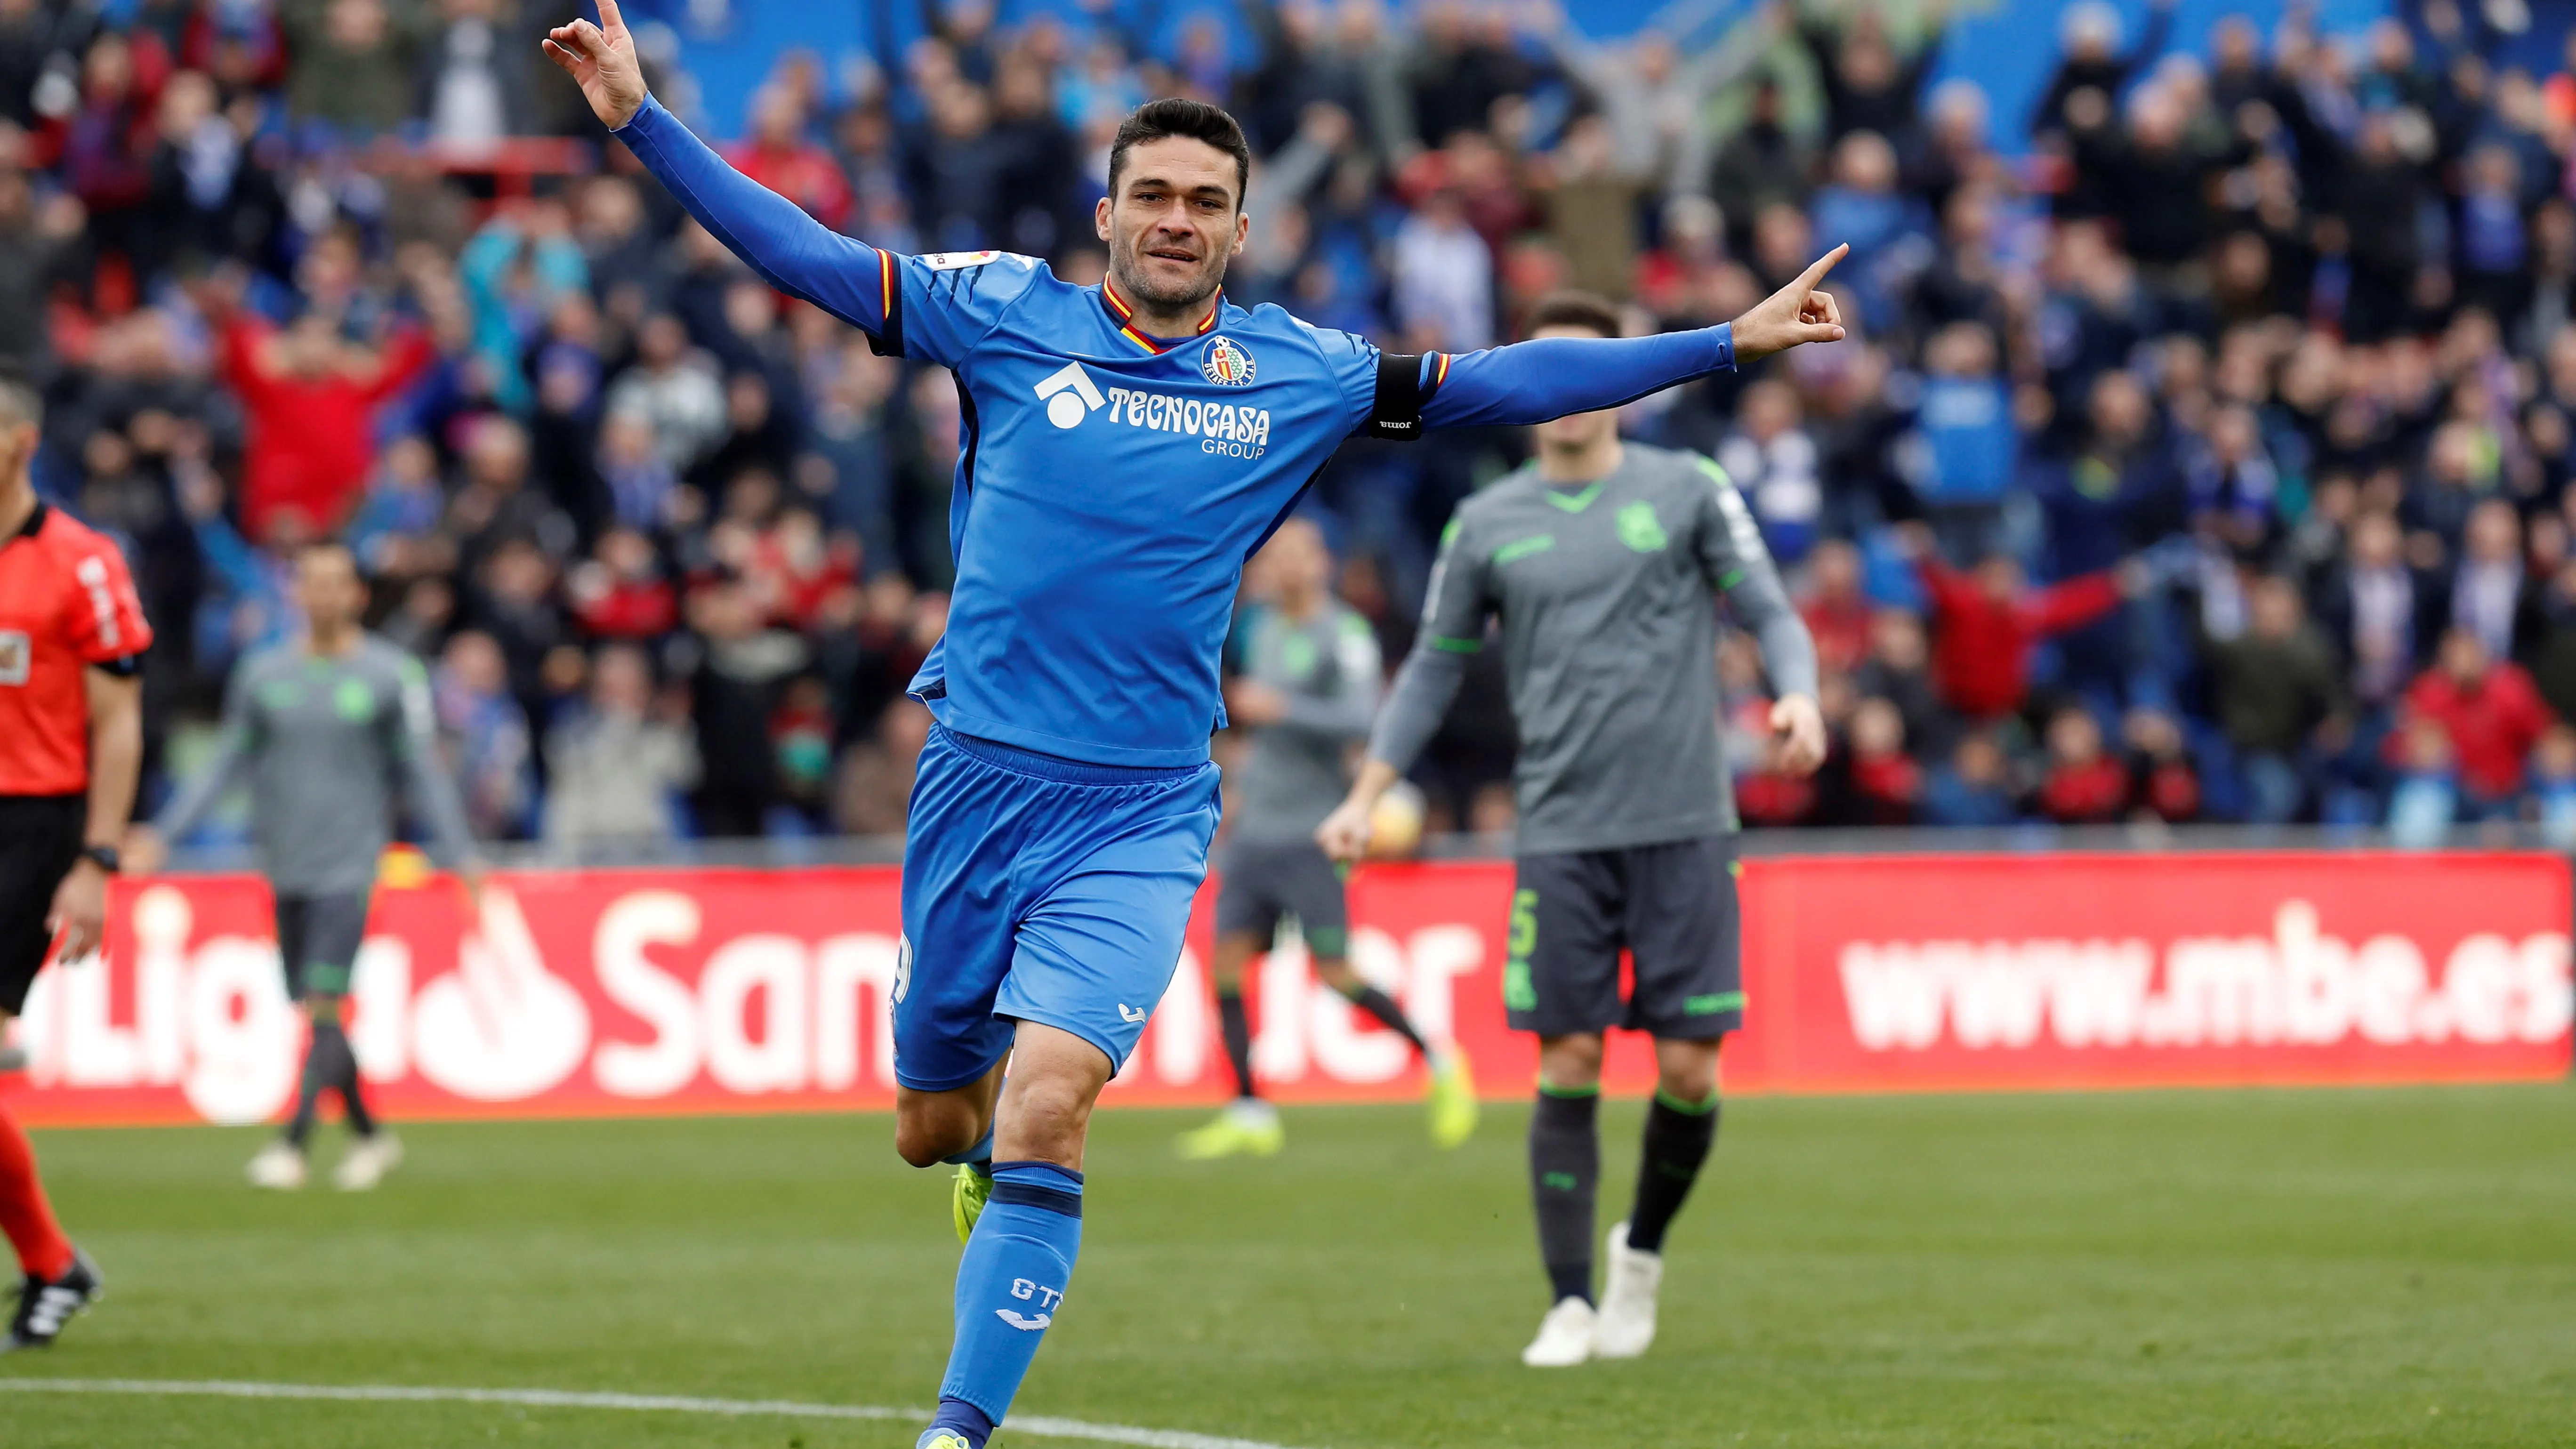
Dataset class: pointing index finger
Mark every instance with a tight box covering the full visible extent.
[596,0,629,39]
[1795,242,1851,290]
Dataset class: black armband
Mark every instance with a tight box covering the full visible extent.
[862,248,907,359]
[1364,353,1436,441]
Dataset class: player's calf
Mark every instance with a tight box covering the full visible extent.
[926,1024,1111,1449]
[1599,1042,1724,1360]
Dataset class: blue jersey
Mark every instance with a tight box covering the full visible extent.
[617,97,1740,767]
[888,256,1397,764]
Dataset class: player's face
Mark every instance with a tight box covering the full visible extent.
[297,549,368,631]
[1258,520,1330,600]
[1528,325,1620,452]
[1096,137,1250,311]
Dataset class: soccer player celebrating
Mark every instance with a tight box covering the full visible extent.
[544,8,1840,1444]
[0,367,147,1350]
[131,542,482,1192]
[1318,292,1827,1368]
[1178,517,1475,1160]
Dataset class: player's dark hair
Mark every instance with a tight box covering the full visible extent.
[0,362,42,431]
[1521,291,1624,341]
[1107,98,1253,207]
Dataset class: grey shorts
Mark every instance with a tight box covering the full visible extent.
[1215,837,1351,959]
[1506,834,1742,1039]
[276,892,371,999]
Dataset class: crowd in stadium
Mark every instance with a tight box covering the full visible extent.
[13,0,2576,847]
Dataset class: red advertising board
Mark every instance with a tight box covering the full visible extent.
[3,853,2566,1127]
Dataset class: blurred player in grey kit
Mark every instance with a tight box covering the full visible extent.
[1179,519,1479,1159]
[134,542,483,1191]
[1320,292,1826,1368]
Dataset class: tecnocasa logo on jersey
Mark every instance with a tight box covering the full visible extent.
[1034,362,1271,459]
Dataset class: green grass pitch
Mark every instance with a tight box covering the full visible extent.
[3,1086,2572,1447]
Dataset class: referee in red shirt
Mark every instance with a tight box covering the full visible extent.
[0,366,149,1351]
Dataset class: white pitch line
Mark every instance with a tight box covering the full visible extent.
[0,1377,1313,1449]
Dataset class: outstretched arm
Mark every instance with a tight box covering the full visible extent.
[1419,246,1847,429]
[544,1,895,338]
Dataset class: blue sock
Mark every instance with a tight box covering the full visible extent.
[941,1123,994,1175]
[936,1159,1083,1430]
[918,1400,993,1449]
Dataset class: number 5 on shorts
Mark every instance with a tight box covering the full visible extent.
[1504,888,1538,1012]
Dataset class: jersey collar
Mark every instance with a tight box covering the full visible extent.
[1099,278,1223,355]
[4,500,46,545]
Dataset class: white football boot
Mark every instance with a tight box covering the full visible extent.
[246,1141,306,1191]
[1593,1221,1664,1359]
[334,1133,404,1191]
[1520,1295,1597,1367]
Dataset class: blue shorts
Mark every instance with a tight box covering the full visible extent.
[893,724,1222,1092]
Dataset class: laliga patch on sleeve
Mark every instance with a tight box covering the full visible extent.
[920,250,1005,271]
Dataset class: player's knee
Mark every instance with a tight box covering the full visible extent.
[1537,1033,1605,1091]
[998,1077,1094,1162]
[1313,960,1362,996]
[1655,1043,1720,1103]
[893,1102,979,1168]
[894,1119,958,1169]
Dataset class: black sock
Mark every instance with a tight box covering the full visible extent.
[331,1026,378,1138]
[1627,1089,1720,1255]
[1217,989,1258,1100]
[284,1021,337,1149]
[1338,981,1430,1055]
[1529,1087,1600,1304]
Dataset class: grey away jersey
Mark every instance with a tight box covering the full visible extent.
[155,636,478,895]
[1225,602,1382,840]
[1370,443,1819,853]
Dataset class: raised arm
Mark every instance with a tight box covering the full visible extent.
[544,1,895,338]
[1417,246,1847,430]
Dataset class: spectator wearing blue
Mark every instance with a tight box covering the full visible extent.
[1807,130,1929,333]
[1906,321,2018,562]
[458,201,590,415]
[1920,730,2017,829]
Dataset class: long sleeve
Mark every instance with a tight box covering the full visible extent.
[218,319,274,407]
[389,655,480,867]
[1367,517,1490,772]
[358,327,435,405]
[1244,129,1338,219]
[613,96,895,338]
[1670,13,1780,196]
[1368,649,1469,777]
[1420,326,1733,430]
[1691,455,1819,700]
[154,667,256,845]
[2024,571,2124,637]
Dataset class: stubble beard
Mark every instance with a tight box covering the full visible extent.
[1112,238,1225,314]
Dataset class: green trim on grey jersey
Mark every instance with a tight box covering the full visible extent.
[1368,443,1819,854]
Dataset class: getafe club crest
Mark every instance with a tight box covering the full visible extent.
[1201,335,1257,387]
